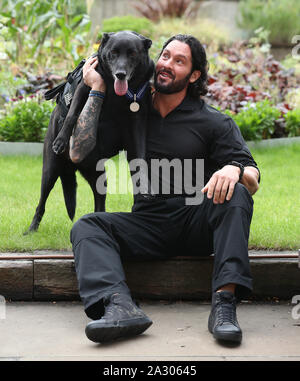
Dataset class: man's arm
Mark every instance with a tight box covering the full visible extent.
[204,116,261,204]
[69,56,106,163]
[69,95,103,163]
[201,165,259,204]
[240,166,260,195]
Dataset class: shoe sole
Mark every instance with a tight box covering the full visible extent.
[212,330,242,343]
[85,317,153,343]
[208,322,242,343]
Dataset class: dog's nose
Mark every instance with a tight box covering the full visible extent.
[116,72,126,80]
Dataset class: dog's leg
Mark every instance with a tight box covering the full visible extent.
[92,167,106,212]
[52,81,90,155]
[25,104,78,234]
[24,146,61,234]
[126,115,151,196]
[60,167,77,220]
[93,187,106,212]
[78,167,106,212]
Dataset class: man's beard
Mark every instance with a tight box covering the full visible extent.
[154,70,192,94]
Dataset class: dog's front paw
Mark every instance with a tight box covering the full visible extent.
[52,136,67,155]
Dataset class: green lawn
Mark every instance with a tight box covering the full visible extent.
[0,144,299,251]
[247,144,300,250]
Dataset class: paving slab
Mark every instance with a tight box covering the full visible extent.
[0,301,300,362]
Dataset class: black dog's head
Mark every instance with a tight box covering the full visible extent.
[97,31,153,96]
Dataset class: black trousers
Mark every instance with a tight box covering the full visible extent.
[70,183,254,319]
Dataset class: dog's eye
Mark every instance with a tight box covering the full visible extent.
[111,50,118,56]
[128,50,137,57]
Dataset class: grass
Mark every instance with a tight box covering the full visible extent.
[247,144,300,250]
[0,153,133,252]
[0,145,299,252]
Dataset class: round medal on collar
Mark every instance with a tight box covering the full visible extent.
[130,94,140,112]
[130,101,140,112]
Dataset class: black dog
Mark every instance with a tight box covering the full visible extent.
[25,31,154,233]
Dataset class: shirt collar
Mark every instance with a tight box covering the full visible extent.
[150,92,201,115]
[175,95,199,111]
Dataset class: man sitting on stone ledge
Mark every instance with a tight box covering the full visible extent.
[69,34,260,344]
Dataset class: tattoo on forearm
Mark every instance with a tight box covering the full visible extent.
[70,96,103,162]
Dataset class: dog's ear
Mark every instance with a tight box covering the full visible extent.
[101,32,114,49]
[143,38,152,50]
[131,32,152,50]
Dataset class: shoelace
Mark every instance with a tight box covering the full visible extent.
[216,299,236,326]
[103,295,142,319]
[104,299,127,319]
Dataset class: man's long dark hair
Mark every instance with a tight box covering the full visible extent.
[157,34,209,98]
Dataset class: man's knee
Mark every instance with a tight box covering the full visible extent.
[70,212,109,246]
[230,183,254,212]
[216,183,253,222]
[205,183,253,222]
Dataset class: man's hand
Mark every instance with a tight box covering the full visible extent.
[201,165,241,204]
[83,56,106,93]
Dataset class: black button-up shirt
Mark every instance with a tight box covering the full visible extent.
[146,95,260,197]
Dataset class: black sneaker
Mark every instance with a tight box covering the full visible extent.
[85,293,152,343]
[208,291,242,343]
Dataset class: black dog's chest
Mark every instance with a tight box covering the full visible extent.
[102,91,148,122]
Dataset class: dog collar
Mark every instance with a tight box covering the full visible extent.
[125,82,149,112]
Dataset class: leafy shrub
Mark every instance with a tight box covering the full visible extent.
[228,100,281,141]
[204,29,300,114]
[281,55,300,77]
[98,15,154,40]
[237,0,300,44]
[284,109,300,137]
[284,88,300,110]
[0,96,55,142]
[0,0,91,70]
[150,17,230,59]
[0,68,27,106]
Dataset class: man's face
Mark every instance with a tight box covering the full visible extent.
[154,40,195,94]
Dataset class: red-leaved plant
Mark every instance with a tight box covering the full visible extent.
[204,40,299,114]
[131,0,201,22]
